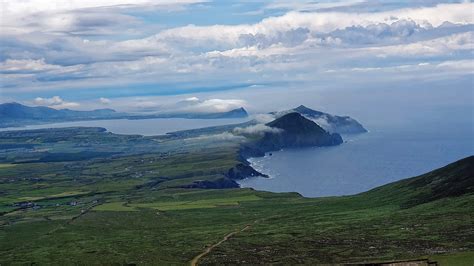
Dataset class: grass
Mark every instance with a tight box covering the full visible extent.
[432,251,474,266]
[18,191,90,202]
[2,187,473,264]
[93,202,138,212]
[49,191,90,198]
[0,127,472,264]
[129,195,261,211]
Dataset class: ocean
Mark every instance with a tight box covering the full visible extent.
[238,119,474,197]
[0,117,249,136]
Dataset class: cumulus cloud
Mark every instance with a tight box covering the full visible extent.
[233,124,283,137]
[154,3,474,50]
[33,96,80,109]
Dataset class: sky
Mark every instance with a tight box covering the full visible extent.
[0,0,473,113]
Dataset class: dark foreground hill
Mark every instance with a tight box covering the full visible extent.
[361,155,474,208]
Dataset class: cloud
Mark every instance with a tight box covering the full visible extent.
[185,97,199,102]
[365,31,474,57]
[264,0,367,12]
[1,0,208,35]
[33,96,80,109]
[99,96,247,113]
[343,59,474,75]
[188,132,246,142]
[0,59,61,73]
[99,97,111,104]
[189,98,246,112]
[154,3,473,50]
[326,19,425,45]
[170,97,247,113]
[0,1,472,100]
[253,114,276,123]
[233,124,283,137]
[1,0,206,14]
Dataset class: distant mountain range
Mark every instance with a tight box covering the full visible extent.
[272,105,367,134]
[0,102,121,120]
[0,102,249,128]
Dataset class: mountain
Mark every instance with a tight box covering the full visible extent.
[61,108,118,118]
[215,107,248,118]
[0,102,67,119]
[161,107,248,119]
[0,103,249,128]
[254,112,343,153]
[0,102,121,122]
[361,155,474,208]
[273,105,367,134]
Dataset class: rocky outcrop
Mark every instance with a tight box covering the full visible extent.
[225,163,269,180]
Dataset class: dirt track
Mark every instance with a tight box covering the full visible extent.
[190,224,252,266]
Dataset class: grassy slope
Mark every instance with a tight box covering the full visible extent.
[201,157,474,264]
[0,129,473,265]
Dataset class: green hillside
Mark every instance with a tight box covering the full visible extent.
[359,155,474,208]
[0,128,472,265]
[198,157,474,264]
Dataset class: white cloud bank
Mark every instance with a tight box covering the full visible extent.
[233,124,283,137]
[155,2,473,49]
[67,96,247,113]
[145,97,248,113]
[0,1,473,100]
[33,96,80,109]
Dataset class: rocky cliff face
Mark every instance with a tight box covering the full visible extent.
[225,163,269,180]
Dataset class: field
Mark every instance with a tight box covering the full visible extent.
[0,128,473,265]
